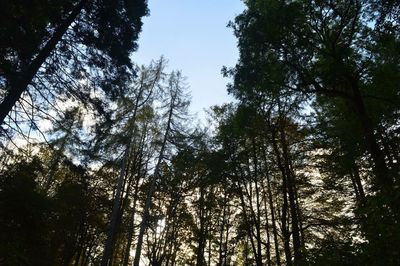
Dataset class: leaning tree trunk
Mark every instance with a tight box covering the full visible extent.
[122,134,147,266]
[101,73,155,265]
[133,92,175,266]
[0,0,87,125]
[350,79,392,189]
[101,144,131,266]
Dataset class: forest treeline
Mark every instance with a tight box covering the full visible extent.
[0,0,399,265]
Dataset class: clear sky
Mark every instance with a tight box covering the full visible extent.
[133,0,245,120]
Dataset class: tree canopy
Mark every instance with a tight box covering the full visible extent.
[1,1,399,265]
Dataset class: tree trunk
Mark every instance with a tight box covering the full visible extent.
[351,81,392,189]
[271,127,292,266]
[196,187,207,266]
[251,138,264,266]
[261,178,272,266]
[0,0,87,125]
[218,191,227,266]
[233,165,258,266]
[133,92,175,266]
[122,172,142,266]
[278,122,302,264]
[351,162,366,204]
[262,143,282,266]
[101,144,131,266]
[102,77,153,266]
[223,204,230,266]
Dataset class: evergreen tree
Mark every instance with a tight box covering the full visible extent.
[0,0,148,126]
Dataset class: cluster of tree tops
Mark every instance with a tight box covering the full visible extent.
[0,0,399,265]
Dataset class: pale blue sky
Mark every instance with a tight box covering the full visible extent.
[133,0,244,118]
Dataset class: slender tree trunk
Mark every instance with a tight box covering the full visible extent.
[351,81,392,189]
[101,145,131,266]
[133,92,175,266]
[196,188,207,266]
[121,127,149,266]
[262,144,282,266]
[278,122,302,264]
[102,77,153,266]
[240,156,263,265]
[218,192,227,266]
[261,179,272,266]
[0,0,87,125]
[122,173,142,266]
[351,162,366,204]
[280,179,291,266]
[254,183,263,266]
[223,204,230,266]
[161,198,180,266]
[292,174,305,250]
[251,138,264,266]
[267,175,281,266]
[271,128,292,266]
[236,180,258,265]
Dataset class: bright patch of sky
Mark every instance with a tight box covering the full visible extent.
[133,0,245,121]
